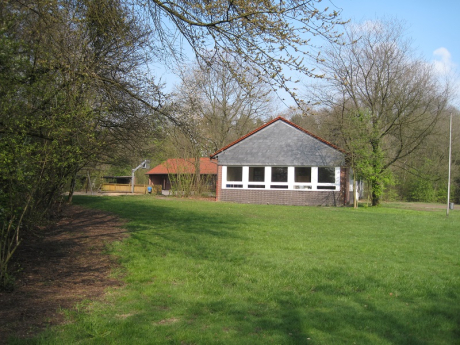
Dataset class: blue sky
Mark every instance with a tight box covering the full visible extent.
[153,1,459,107]
[335,0,459,81]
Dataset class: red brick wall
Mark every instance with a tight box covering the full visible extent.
[216,165,222,201]
[219,189,344,206]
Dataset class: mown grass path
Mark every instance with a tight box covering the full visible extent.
[15,196,460,344]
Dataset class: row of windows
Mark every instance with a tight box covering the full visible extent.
[227,166,335,183]
[223,166,339,191]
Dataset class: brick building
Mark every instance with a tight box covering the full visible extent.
[210,117,352,206]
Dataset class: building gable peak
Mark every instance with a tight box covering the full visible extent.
[210,116,345,159]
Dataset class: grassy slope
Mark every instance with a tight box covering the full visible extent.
[15,196,460,344]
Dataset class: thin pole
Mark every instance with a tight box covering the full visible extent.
[131,160,148,194]
[447,112,452,217]
[131,169,135,194]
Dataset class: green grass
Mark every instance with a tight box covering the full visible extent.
[12,196,460,344]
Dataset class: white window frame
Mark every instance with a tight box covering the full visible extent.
[316,167,340,191]
[222,166,340,191]
[269,166,289,189]
[293,166,313,190]
[246,166,266,189]
[224,166,243,188]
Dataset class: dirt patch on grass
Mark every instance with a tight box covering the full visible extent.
[0,204,128,343]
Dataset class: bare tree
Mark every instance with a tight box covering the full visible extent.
[308,19,451,205]
[143,0,347,105]
[392,106,460,203]
[161,57,272,193]
[175,57,273,152]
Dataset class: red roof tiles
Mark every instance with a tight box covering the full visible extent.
[146,158,218,175]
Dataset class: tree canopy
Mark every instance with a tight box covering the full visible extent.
[306,19,451,205]
[0,0,160,288]
[144,0,346,103]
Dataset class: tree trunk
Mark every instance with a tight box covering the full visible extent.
[86,170,93,195]
[353,176,358,209]
[68,172,77,203]
[195,157,201,193]
[370,137,382,206]
[371,180,381,206]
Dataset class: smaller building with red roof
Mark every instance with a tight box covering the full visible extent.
[146,158,218,192]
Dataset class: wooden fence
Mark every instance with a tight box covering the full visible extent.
[101,184,161,194]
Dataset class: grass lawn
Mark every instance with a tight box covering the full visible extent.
[12,196,460,344]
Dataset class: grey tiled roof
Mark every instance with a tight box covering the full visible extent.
[214,120,345,166]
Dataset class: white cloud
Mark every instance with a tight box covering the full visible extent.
[350,20,384,34]
[432,48,460,107]
[432,47,456,75]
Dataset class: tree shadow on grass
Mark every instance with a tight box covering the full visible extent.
[0,205,127,344]
[139,274,459,344]
[72,281,460,345]
[68,196,460,344]
[74,196,248,264]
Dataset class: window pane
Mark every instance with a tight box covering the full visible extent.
[227,167,242,181]
[295,167,311,182]
[294,185,312,190]
[249,167,265,182]
[317,185,336,190]
[271,167,287,182]
[226,184,243,188]
[318,167,335,183]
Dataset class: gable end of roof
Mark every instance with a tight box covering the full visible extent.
[210,117,346,158]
